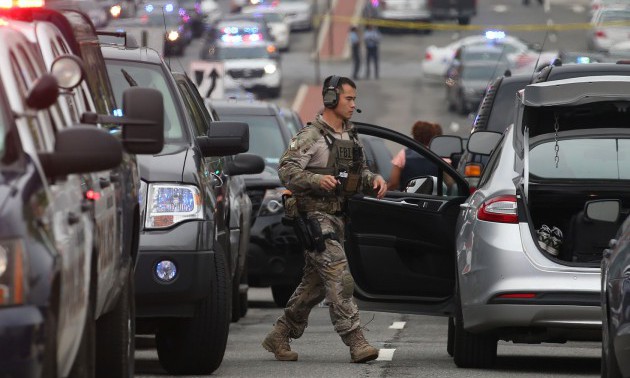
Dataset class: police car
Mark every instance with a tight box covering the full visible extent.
[0,3,163,376]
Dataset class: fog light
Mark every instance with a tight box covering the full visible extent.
[155,260,177,282]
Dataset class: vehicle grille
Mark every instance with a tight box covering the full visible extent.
[228,68,265,79]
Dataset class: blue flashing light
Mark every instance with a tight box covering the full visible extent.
[145,4,153,12]
[164,3,174,12]
[576,56,591,64]
[485,30,506,40]
[113,108,123,117]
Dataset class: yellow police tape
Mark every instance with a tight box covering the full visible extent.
[314,14,630,32]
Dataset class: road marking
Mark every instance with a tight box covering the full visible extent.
[377,348,396,361]
[389,321,406,329]
[493,5,508,13]
[292,84,309,113]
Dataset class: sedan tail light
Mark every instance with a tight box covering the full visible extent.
[595,30,606,38]
[477,195,518,223]
[424,51,432,60]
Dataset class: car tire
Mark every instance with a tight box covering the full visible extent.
[602,303,622,378]
[447,316,455,357]
[271,283,297,308]
[42,291,58,378]
[155,249,230,375]
[68,297,96,378]
[231,262,242,322]
[458,17,470,25]
[239,262,249,319]
[453,283,497,368]
[95,267,135,378]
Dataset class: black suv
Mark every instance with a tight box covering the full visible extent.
[212,99,300,307]
[102,45,257,375]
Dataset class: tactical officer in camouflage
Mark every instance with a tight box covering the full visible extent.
[262,75,387,363]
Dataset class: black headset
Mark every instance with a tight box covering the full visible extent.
[322,75,341,109]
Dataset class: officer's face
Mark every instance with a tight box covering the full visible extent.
[334,84,357,121]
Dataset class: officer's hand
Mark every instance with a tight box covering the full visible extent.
[319,175,339,192]
[373,175,387,199]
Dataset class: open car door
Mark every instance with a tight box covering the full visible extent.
[346,122,470,317]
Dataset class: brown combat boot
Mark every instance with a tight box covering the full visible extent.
[262,323,298,361]
[341,328,379,363]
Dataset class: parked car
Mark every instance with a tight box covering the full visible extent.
[173,72,265,321]
[243,0,313,31]
[344,75,630,369]
[587,6,630,52]
[445,60,509,115]
[278,106,303,135]
[363,0,431,33]
[212,99,300,307]
[430,0,476,25]
[0,7,164,377]
[102,43,255,375]
[601,204,630,378]
[239,9,291,51]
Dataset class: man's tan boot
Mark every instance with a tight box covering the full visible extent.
[262,323,298,361]
[341,328,379,363]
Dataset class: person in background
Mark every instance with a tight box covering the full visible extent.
[363,24,380,79]
[349,26,361,80]
[388,121,443,191]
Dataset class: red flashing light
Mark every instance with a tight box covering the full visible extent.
[477,195,518,223]
[496,293,536,299]
[0,0,44,8]
[85,189,101,201]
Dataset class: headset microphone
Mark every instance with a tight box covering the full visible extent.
[355,108,362,113]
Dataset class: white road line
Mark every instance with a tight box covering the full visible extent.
[493,5,508,13]
[376,348,396,361]
[291,84,309,113]
[388,321,406,329]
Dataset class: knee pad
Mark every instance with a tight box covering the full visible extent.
[341,271,355,299]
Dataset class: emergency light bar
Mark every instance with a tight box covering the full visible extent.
[0,0,44,8]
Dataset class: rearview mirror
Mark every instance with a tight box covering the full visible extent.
[198,121,250,157]
[467,131,502,155]
[585,200,620,223]
[25,74,59,110]
[226,153,265,175]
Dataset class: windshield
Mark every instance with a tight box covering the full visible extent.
[462,49,504,61]
[214,45,270,59]
[462,65,502,81]
[216,114,286,167]
[530,138,630,179]
[105,60,186,142]
[599,10,630,23]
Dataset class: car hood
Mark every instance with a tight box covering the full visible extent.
[224,59,276,69]
[137,143,189,182]
[243,164,282,188]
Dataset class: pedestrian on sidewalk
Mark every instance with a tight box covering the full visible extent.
[262,75,386,364]
[349,26,361,80]
[364,24,380,79]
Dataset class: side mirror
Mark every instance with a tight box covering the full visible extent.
[585,200,620,223]
[197,121,249,157]
[80,87,165,155]
[430,135,463,158]
[38,126,123,177]
[226,153,265,175]
[25,74,59,110]
[467,131,502,155]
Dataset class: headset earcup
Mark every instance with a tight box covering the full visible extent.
[323,88,338,108]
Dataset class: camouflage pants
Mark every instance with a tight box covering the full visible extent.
[277,211,360,338]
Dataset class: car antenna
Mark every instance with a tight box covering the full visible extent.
[529,27,551,83]
[161,5,171,69]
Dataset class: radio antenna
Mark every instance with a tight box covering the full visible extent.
[529,26,551,83]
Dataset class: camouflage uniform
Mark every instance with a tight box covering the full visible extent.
[275,115,378,338]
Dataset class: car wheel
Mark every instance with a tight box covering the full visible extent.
[602,302,622,378]
[68,296,96,378]
[239,262,249,319]
[231,262,242,322]
[96,267,135,378]
[458,17,470,25]
[156,248,230,375]
[447,317,455,357]
[42,290,58,378]
[271,283,297,308]
[453,282,497,368]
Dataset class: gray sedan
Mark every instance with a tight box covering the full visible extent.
[587,6,630,52]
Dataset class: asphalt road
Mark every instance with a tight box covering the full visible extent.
[133,0,605,376]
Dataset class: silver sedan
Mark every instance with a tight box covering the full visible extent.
[587,6,630,52]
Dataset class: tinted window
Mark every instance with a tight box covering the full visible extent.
[216,114,285,167]
[211,45,270,60]
[462,65,503,80]
[106,60,185,142]
[529,138,630,179]
[177,81,207,136]
[485,79,528,132]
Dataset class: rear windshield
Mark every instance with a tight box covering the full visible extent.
[215,114,286,167]
[105,60,186,142]
[529,138,630,179]
[485,79,528,132]
[462,65,503,81]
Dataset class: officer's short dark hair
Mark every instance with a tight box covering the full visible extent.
[322,76,356,95]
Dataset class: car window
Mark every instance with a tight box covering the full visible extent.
[106,60,185,142]
[462,65,503,80]
[529,138,630,179]
[485,80,527,133]
[177,81,207,137]
[211,45,270,59]
[365,137,393,181]
[477,135,505,187]
[216,114,286,167]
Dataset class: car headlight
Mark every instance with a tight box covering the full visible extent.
[110,4,122,18]
[167,30,180,41]
[264,64,277,74]
[0,239,28,306]
[258,187,285,217]
[144,184,203,229]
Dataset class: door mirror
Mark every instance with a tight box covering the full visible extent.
[585,200,620,223]
[25,74,59,110]
[430,135,463,158]
[38,126,123,177]
[404,176,437,195]
[198,121,249,157]
[467,131,502,155]
[226,153,265,175]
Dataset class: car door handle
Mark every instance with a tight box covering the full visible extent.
[110,172,120,183]
[99,177,111,189]
[67,212,80,225]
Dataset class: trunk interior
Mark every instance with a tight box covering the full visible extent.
[524,182,630,265]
